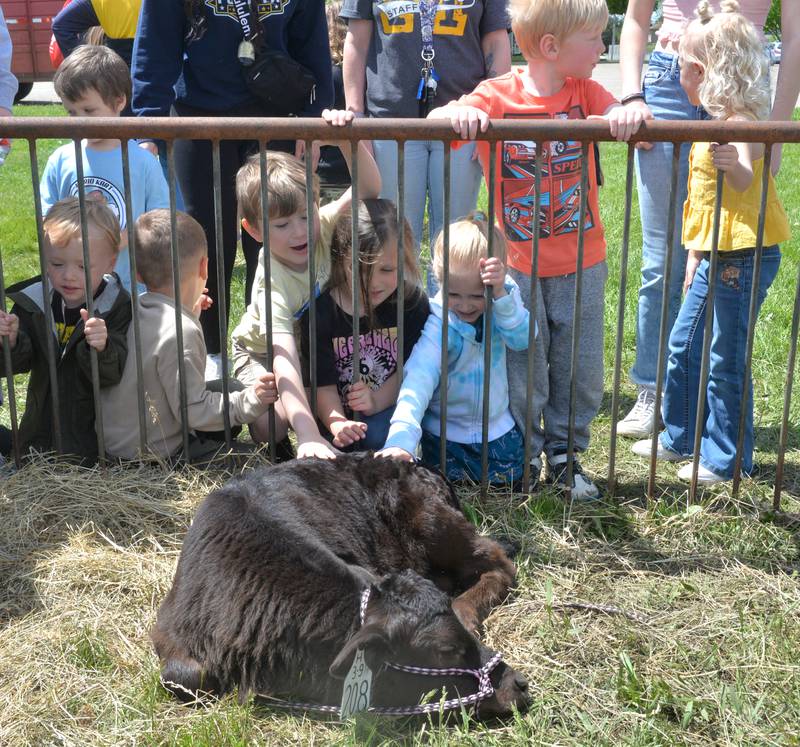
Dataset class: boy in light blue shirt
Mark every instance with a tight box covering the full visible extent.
[40,44,169,292]
[378,213,531,486]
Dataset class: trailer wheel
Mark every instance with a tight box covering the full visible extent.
[14,83,34,103]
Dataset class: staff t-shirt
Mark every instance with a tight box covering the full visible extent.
[458,70,616,277]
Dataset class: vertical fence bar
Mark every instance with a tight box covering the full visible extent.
[647,143,682,501]
[438,142,449,473]
[350,140,361,404]
[480,142,497,497]
[773,258,800,510]
[259,143,277,460]
[689,171,725,501]
[564,142,591,496]
[607,145,635,496]
[120,140,147,456]
[732,145,772,496]
[166,141,191,460]
[27,140,62,453]
[306,140,318,416]
[211,140,232,446]
[395,138,407,386]
[522,144,543,492]
[0,247,21,468]
[73,139,106,463]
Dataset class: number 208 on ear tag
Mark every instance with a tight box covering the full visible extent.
[339,648,373,719]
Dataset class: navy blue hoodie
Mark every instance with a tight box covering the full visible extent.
[131,0,332,117]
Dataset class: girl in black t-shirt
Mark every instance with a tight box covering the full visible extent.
[300,199,430,451]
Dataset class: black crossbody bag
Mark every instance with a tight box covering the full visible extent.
[232,0,316,116]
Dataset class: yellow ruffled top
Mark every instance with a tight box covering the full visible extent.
[682,141,791,252]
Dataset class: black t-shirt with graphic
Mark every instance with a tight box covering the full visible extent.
[300,287,430,400]
[51,279,107,347]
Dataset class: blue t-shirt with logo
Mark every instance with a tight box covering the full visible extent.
[40,140,170,292]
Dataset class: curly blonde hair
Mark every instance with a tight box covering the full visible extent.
[679,0,770,121]
[326,0,347,66]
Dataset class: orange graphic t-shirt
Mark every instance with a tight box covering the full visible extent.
[458,70,616,277]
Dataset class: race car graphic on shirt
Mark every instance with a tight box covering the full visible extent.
[501,177,593,242]
[500,108,593,240]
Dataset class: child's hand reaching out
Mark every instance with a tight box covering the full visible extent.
[345,380,377,416]
[80,309,108,352]
[479,256,507,299]
[0,309,19,348]
[376,446,414,462]
[330,419,368,448]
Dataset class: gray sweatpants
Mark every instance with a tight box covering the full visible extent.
[507,262,607,460]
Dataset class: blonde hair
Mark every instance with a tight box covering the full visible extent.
[432,212,507,283]
[326,0,346,66]
[509,0,607,61]
[53,44,131,109]
[133,209,207,290]
[43,197,120,257]
[328,199,421,323]
[236,151,320,230]
[680,0,770,121]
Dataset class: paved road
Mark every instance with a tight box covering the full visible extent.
[16,62,788,108]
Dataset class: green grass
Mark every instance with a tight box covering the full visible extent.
[1,104,800,745]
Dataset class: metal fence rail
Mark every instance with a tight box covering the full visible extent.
[0,117,798,508]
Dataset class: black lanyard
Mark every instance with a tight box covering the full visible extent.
[416,0,439,116]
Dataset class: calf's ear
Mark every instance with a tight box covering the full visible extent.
[329,624,393,678]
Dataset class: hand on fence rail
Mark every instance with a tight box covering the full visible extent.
[428,104,490,140]
[252,373,279,407]
[0,309,18,348]
[600,103,648,143]
[479,257,508,299]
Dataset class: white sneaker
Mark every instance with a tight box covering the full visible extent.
[205,353,223,381]
[677,462,729,484]
[546,453,600,501]
[617,387,658,439]
[631,438,688,462]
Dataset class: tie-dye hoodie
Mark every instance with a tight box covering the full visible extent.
[384,275,531,454]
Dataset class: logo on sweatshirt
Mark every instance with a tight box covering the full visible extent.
[68,176,127,229]
[205,0,292,20]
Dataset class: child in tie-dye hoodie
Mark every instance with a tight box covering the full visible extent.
[378,213,531,486]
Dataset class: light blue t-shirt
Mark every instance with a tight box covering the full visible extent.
[40,140,170,292]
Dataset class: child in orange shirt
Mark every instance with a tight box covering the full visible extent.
[429,0,642,498]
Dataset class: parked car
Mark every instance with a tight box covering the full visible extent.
[5,1,66,102]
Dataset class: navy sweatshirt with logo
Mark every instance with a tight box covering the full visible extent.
[131,0,332,116]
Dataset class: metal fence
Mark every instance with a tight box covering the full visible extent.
[1,116,798,509]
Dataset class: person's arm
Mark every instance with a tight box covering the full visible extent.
[480,29,511,80]
[379,313,446,455]
[0,8,17,116]
[619,0,655,143]
[130,0,186,118]
[769,6,800,173]
[342,19,372,116]
[52,0,99,59]
[321,110,382,208]
[273,331,336,458]
[286,0,333,115]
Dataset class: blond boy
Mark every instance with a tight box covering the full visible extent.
[0,197,131,461]
[231,120,381,458]
[428,0,643,498]
[101,210,277,461]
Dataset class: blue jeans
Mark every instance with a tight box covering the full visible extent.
[420,425,525,485]
[631,51,706,391]
[660,247,781,477]
[372,138,482,257]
